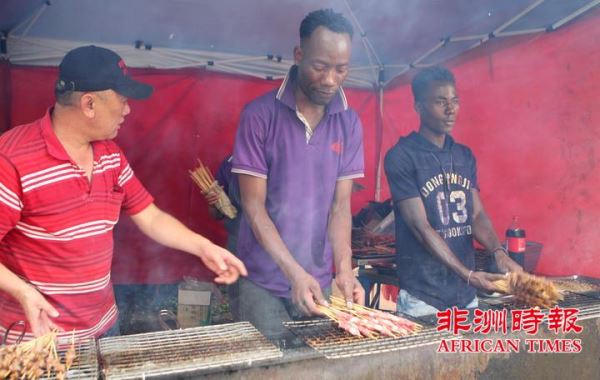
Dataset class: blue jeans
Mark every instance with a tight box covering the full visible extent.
[396,289,478,318]
[230,277,331,339]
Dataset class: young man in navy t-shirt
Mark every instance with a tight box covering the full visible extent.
[384,66,522,317]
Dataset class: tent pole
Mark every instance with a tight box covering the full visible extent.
[374,85,384,202]
[492,0,545,36]
[449,34,488,42]
[551,0,600,30]
[342,0,382,87]
[496,28,547,37]
[412,40,445,65]
[382,66,410,89]
[12,1,51,38]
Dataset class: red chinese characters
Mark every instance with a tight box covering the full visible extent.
[437,307,471,334]
[547,307,583,334]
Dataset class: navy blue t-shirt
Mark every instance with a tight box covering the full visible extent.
[384,132,478,310]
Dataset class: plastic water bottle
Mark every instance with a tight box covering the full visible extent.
[506,216,526,268]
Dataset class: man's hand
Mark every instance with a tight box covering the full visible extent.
[197,243,247,284]
[495,250,524,274]
[16,285,61,337]
[335,271,365,307]
[468,271,507,293]
[204,187,222,206]
[290,271,328,316]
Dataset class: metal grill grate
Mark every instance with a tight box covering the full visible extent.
[481,292,600,320]
[39,338,98,380]
[284,318,456,359]
[98,322,282,379]
[550,276,600,299]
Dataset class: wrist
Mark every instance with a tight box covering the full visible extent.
[492,246,509,257]
[467,270,474,286]
[194,235,214,259]
[13,281,35,304]
[288,266,310,285]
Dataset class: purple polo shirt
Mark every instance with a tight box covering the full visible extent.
[232,66,364,298]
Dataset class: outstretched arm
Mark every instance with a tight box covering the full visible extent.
[328,179,364,306]
[130,203,247,284]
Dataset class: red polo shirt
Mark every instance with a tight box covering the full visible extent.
[0,109,153,343]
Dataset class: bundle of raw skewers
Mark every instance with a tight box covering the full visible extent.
[494,271,564,308]
[317,296,422,339]
[189,159,237,219]
[0,330,76,380]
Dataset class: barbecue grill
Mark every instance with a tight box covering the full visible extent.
[480,290,600,320]
[38,338,98,380]
[549,275,600,299]
[284,317,456,359]
[98,322,282,379]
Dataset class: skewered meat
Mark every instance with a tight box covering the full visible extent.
[317,296,421,339]
[0,330,77,380]
[494,272,563,308]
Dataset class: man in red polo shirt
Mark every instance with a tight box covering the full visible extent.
[0,45,246,343]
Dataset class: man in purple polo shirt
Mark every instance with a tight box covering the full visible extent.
[231,8,365,338]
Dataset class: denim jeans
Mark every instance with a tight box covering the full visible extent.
[396,289,478,318]
[229,277,331,340]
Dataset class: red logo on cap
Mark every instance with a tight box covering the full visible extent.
[118,59,128,75]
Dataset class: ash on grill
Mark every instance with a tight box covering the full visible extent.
[284,317,456,359]
[98,322,282,379]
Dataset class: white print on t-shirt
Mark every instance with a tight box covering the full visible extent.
[420,172,472,197]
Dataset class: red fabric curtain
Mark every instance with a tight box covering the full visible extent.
[381,10,600,279]
[5,66,377,283]
[4,9,598,283]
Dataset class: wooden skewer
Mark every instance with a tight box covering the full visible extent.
[195,159,216,183]
[189,167,211,190]
[330,295,423,331]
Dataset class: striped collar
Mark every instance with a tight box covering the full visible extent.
[276,65,348,115]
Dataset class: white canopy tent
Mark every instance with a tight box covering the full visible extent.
[1,0,598,89]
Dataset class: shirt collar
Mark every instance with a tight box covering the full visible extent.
[40,107,71,161]
[276,65,348,115]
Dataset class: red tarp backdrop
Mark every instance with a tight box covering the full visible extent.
[0,9,598,283]
[381,9,600,280]
[2,65,377,283]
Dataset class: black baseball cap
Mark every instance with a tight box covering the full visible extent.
[56,45,153,99]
